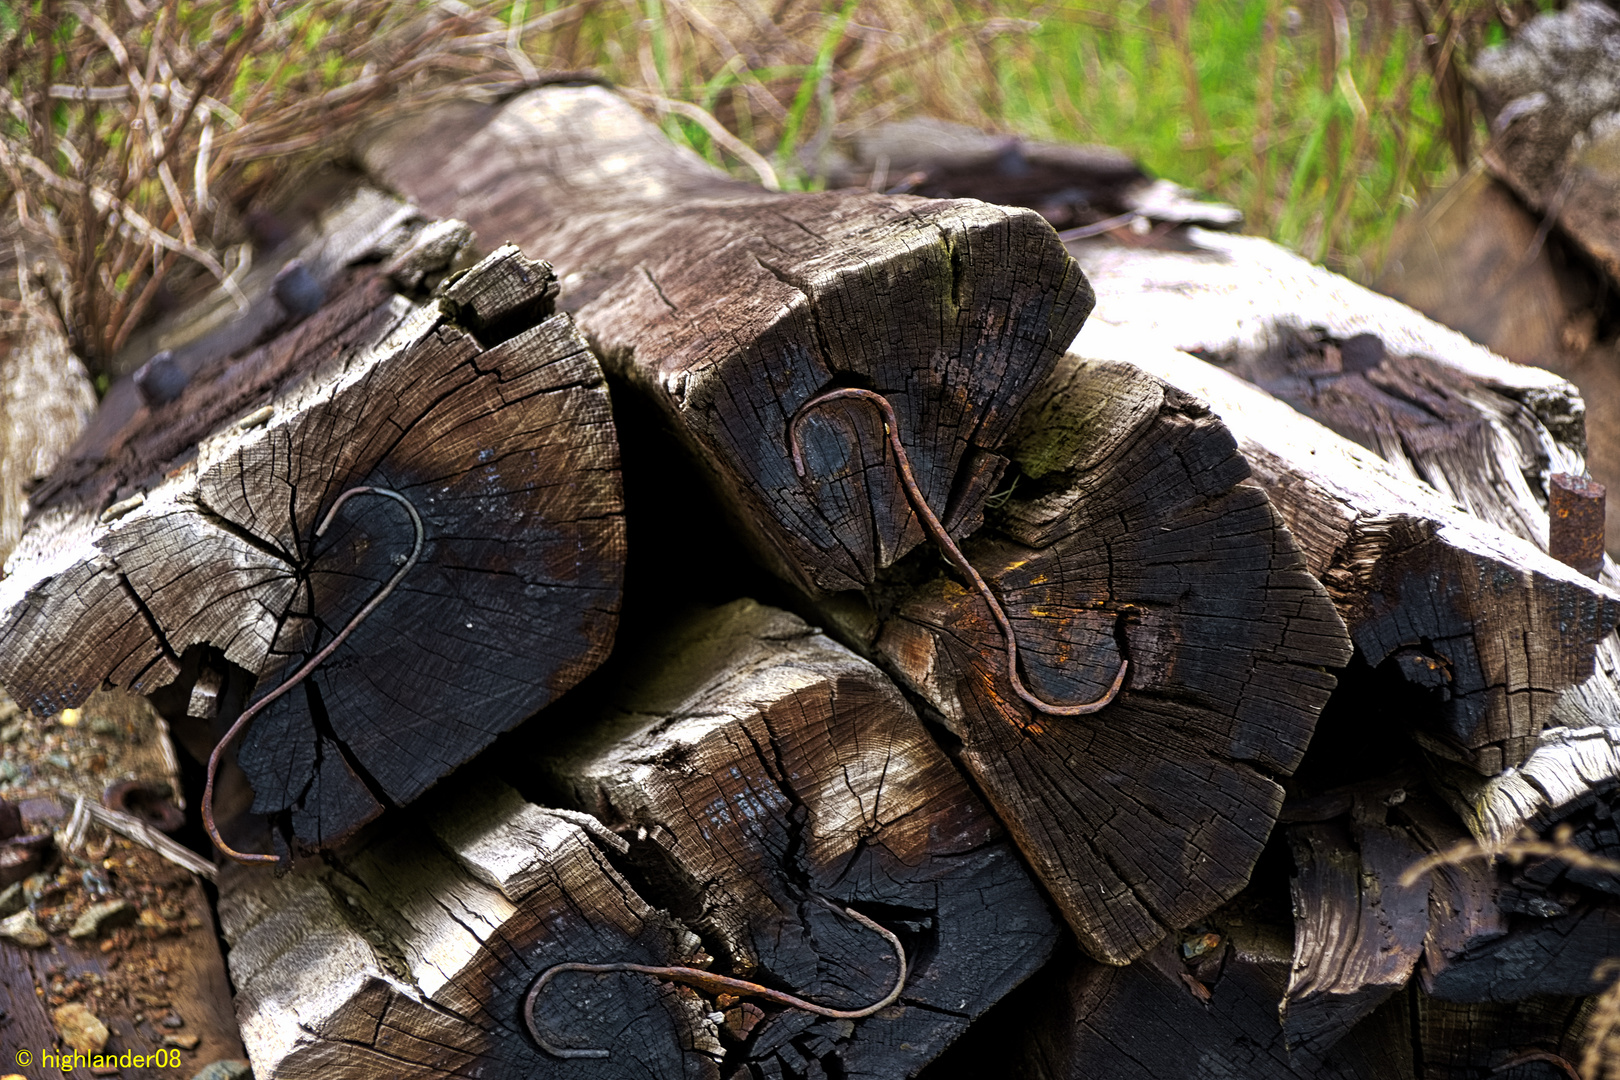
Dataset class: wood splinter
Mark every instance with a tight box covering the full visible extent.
[203,485,424,865]
[791,387,1129,716]
[524,902,907,1060]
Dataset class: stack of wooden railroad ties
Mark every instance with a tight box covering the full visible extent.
[4,70,1620,1080]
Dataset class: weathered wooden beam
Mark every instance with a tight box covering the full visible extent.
[540,600,1058,1079]
[1068,222,1588,551]
[1274,775,1620,1020]
[1091,324,1620,777]
[360,85,1349,969]
[843,353,1350,966]
[223,600,1056,1079]
[1078,229,1620,889]
[361,84,1092,596]
[0,228,625,855]
[0,301,95,567]
[1280,791,1429,1055]
[221,782,718,1078]
[947,933,1414,1079]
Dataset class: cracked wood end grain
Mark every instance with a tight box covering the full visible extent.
[220,782,719,1080]
[1107,325,1620,777]
[542,599,1058,1080]
[0,243,625,853]
[221,601,1053,1080]
[867,353,1351,966]
[361,85,1091,595]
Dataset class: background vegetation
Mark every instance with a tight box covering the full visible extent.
[0,0,1559,367]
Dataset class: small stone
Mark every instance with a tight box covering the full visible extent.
[53,1002,110,1053]
[163,1033,201,1050]
[0,722,23,743]
[273,259,325,318]
[140,909,172,935]
[1181,931,1222,959]
[0,881,22,917]
[0,909,47,947]
[190,1060,253,1080]
[69,899,134,940]
[160,1012,184,1029]
[134,350,189,407]
[0,760,18,784]
[88,716,119,737]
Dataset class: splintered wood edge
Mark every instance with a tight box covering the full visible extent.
[1094,325,1620,769]
[1074,229,1580,401]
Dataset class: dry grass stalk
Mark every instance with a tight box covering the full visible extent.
[1587,961,1620,1080]
[1399,822,1620,1078]
[1398,822,1620,888]
[0,0,1024,370]
[0,0,546,367]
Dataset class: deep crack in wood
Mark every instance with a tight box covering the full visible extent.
[203,486,424,865]
[790,387,1128,716]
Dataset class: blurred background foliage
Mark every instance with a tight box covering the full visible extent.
[0,0,1563,367]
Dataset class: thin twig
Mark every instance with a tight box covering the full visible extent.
[621,87,779,189]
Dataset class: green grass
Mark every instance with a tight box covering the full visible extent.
[522,0,1538,281]
[986,2,1469,278]
[0,0,1554,365]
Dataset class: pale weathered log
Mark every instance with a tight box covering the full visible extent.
[1088,323,1620,777]
[1473,3,1620,291]
[0,236,625,854]
[859,354,1349,965]
[223,601,1052,1080]
[220,782,719,1079]
[1067,225,1588,551]
[0,304,96,566]
[361,84,1092,595]
[0,686,244,1073]
[540,599,1058,1079]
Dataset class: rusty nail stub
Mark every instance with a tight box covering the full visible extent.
[1549,472,1606,579]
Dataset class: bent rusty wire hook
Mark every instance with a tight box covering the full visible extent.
[203,486,424,866]
[789,388,1128,717]
[525,905,905,1060]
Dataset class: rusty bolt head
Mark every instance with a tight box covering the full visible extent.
[1549,472,1606,578]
